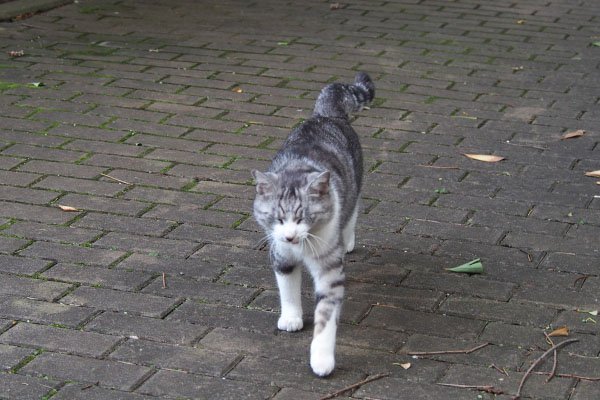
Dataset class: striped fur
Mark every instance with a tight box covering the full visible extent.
[252,73,374,377]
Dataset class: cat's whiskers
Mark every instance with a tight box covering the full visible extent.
[303,235,318,258]
[306,232,330,252]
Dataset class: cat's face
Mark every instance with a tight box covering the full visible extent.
[252,170,333,246]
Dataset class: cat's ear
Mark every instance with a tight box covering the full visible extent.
[307,171,330,196]
[252,170,277,196]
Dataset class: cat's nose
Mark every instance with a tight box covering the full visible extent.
[285,235,295,242]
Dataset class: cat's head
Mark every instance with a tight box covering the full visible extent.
[251,169,334,245]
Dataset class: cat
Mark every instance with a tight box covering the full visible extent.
[251,72,374,377]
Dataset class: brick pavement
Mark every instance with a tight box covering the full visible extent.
[0,0,599,399]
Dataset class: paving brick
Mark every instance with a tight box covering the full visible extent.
[512,285,600,310]
[61,286,178,318]
[58,193,148,216]
[143,275,258,306]
[20,241,126,266]
[362,305,485,339]
[42,263,152,291]
[167,301,277,333]
[146,148,230,167]
[17,159,105,179]
[143,204,244,228]
[122,186,218,206]
[84,311,206,345]
[137,369,277,399]
[21,352,151,391]
[103,169,192,189]
[93,231,198,258]
[0,344,33,371]
[0,254,51,276]
[573,381,600,400]
[167,223,264,248]
[0,322,121,357]
[0,275,71,302]
[0,372,60,400]
[440,363,574,399]
[73,212,175,236]
[109,338,239,376]
[0,236,29,255]
[440,296,558,328]
[115,252,224,280]
[402,333,524,369]
[34,175,126,196]
[83,153,170,173]
[51,383,156,400]
[0,296,96,328]
[2,143,85,163]
[402,271,516,301]
[355,378,503,400]
[4,221,100,244]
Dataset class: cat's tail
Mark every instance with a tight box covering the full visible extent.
[312,72,375,120]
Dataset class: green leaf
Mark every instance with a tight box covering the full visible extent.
[592,42,600,47]
[31,82,44,87]
[277,42,289,46]
[444,258,483,274]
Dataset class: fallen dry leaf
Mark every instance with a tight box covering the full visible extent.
[517,19,527,24]
[8,50,25,57]
[562,130,586,139]
[463,154,505,163]
[330,2,340,9]
[58,205,79,212]
[232,88,243,93]
[584,170,600,178]
[393,362,411,369]
[548,326,568,337]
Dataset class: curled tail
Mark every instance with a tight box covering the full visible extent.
[312,72,375,119]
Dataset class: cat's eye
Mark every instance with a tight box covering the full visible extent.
[296,218,303,224]
[278,219,284,224]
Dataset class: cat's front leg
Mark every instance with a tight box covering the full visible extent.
[274,263,303,332]
[309,261,345,377]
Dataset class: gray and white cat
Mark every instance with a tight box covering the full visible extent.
[251,72,374,376]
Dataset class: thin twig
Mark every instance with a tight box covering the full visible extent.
[81,381,99,390]
[542,331,558,382]
[572,274,590,288]
[533,371,600,381]
[418,165,460,169]
[100,173,132,185]
[437,383,503,395]
[513,338,578,400]
[491,363,509,376]
[162,272,167,289]
[316,373,390,400]
[408,342,489,356]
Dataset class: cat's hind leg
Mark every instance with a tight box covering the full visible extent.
[274,263,304,332]
[342,204,358,253]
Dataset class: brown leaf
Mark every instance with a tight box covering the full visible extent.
[562,130,586,139]
[463,154,505,163]
[8,50,25,57]
[548,326,568,337]
[585,170,600,178]
[330,3,340,9]
[232,88,243,93]
[58,205,79,212]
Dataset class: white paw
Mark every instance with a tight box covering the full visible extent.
[277,315,303,332]
[345,234,355,253]
[310,351,335,377]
